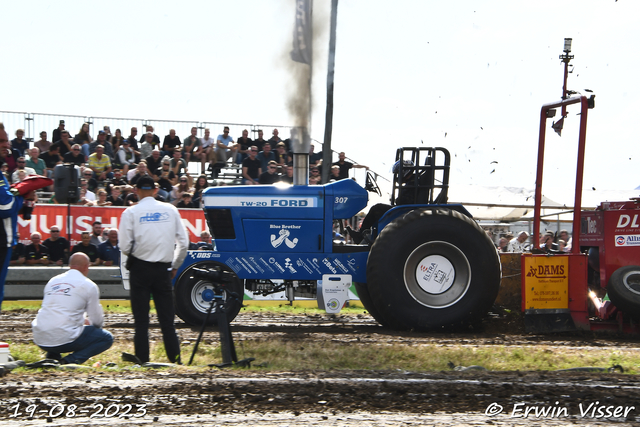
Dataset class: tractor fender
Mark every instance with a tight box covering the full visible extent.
[377,204,473,234]
[173,250,226,286]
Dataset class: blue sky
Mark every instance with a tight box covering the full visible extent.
[3,0,639,199]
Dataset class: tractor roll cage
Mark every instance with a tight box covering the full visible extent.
[391,147,450,206]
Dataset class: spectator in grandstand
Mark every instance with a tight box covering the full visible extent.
[329,165,342,182]
[258,160,279,184]
[274,142,290,167]
[170,175,192,206]
[126,126,139,150]
[195,127,216,172]
[26,148,46,176]
[309,144,323,167]
[98,228,120,266]
[81,169,98,192]
[87,145,113,181]
[89,131,115,160]
[35,131,52,153]
[191,174,208,207]
[40,143,62,178]
[53,128,72,156]
[122,184,138,206]
[216,126,237,165]
[140,132,154,159]
[332,152,368,180]
[241,145,261,185]
[14,170,27,183]
[144,125,161,148]
[111,128,125,148]
[90,221,104,247]
[128,161,150,186]
[11,157,36,183]
[43,226,69,266]
[183,126,201,164]
[71,232,101,266]
[9,232,25,265]
[102,125,112,142]
[558,239,567,252]
[309,166,321,185]
[80,178,96,202]
[539,231,554,252]
[280,165,294,184]
[188,230,214,250]
[153,158,177,201]
[498,236,509,252]
[63,144,85,167]
[176,192,195,208]
[107,185,124,206]
[170,149,188,177]
[2,137,21,174]
[145,148,162,174]
[254,129,267,152]
[115,140,136,175]
[507,231,530,253]
[73,123,93,147]
[559,229,572,252]
[162,129,181,157]
[110,168,128,188]
[236,129,253,164]
[257,142,276,172]
[269,128,282,146]
[95,189,111,206]
[52,120,65,145]
[25,232,51,265]
[11,129,29,156]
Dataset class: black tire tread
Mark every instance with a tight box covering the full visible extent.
[366,208,501,331]
[607,265,640,320]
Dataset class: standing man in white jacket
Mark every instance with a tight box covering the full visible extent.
[31,253,113,364]
[119,175,189,364]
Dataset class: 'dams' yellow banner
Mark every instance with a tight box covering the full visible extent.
[523,255,569,310]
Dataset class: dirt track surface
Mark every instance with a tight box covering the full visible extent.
[3,309,640,426]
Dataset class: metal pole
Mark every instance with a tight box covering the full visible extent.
[321,0,338,184]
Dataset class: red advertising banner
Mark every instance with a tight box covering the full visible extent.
[17,204,207,246]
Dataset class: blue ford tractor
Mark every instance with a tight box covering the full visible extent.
[172,141,501,331]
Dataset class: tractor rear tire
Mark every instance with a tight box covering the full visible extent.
[607,265,640,319]
[174,261,244,326]
[366,208,501,331]
[354,282,388,327]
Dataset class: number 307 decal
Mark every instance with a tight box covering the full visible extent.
[335,197,348,204]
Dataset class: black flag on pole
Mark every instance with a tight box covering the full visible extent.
[290,0,312,64]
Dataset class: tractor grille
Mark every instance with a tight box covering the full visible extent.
[205,208,236,239]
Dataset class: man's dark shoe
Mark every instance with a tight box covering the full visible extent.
[45,352,62,362]
[121,352,143,365]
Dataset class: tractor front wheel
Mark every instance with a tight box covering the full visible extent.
[174,261,244,326]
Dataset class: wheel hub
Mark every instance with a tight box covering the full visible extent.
[415,255,455,294]
[191,281,218,313]
[623,270,640,295]
[404,241,471,309]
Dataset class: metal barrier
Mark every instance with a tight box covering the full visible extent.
[4,266,127,300]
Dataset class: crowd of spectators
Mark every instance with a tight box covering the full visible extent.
[493,229,573,254]
[10,222,119,267]
[2,122,370,208]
